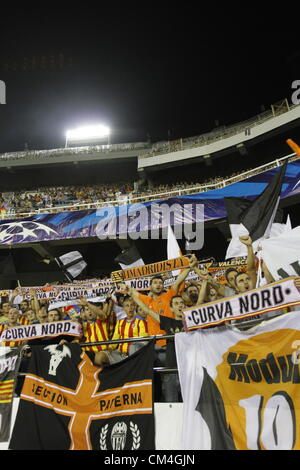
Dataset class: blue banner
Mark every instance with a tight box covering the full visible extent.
[0,161,299,245]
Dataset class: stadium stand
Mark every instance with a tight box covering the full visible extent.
[0,105,300,450]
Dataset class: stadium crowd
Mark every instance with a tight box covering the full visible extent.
[1,236,300,402]
[0,169,253,218]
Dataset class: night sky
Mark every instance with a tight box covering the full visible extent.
[0,4,299,153]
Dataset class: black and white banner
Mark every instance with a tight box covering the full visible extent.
[10,341,155,450]
[184,277,300,330]
[0,347,22,442]
[0,321,82,343]
[175,310,300,449]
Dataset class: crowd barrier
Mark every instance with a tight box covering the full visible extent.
[1,152,297,221]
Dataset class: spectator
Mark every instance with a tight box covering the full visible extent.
[94,295,148,366]
[0,301,11,323]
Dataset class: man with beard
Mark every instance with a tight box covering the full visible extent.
[182,284,200,306]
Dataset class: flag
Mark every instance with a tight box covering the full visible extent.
[114,244,144,270]
[286,138,300,157]
[225,161,288,259]
[55,251,87,281]
[9,341,155,450]
[175,310,300,450]
[167,224,182,277]
[260,225,300,280]
[0,347,22,442]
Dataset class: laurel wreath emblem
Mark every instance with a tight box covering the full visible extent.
[99,421,141,450]
[130,421,141,450]
[99,424,109,450]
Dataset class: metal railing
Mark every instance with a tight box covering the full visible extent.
[0,101,298,164]
[140,102,299,159]
[16,334,179,376]
[0,141,150,162]
[1,152,297,221]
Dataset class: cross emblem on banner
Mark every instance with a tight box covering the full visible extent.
[20,350,152,450]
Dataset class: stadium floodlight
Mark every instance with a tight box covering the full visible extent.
[65,124,110,147]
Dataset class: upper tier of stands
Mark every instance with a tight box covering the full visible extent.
[0,152,297,221]
[0,99,298,169]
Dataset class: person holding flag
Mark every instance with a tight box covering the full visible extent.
[0,308,26,348]
[136,254,199,346]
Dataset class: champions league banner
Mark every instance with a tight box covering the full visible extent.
[0,161,298,246]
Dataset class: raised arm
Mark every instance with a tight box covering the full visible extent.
[239,236,257,286]
[103,294,114,316]
[193,265,225,297]
[172,254,199,293]
[78,296,107,321]
[128,287,160,323]
[197,279,208,305]
[29,289,40,314]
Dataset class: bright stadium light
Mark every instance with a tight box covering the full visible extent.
[65,124,110,147]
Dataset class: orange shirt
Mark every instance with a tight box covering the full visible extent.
[138,287,177,346]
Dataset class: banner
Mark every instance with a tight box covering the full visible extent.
[111,256,190,282]
[2,259,248,304]
[9,341,155,450]
[175,310,300,450]
[261,226,300,280]
[0,321,82,343]
[184,277,300,330]
[204,258,247,284]
[19,281,115,301]
[0,347,22,442]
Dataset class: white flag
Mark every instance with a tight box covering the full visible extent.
[260,225,300,281]
[167,225,182,276]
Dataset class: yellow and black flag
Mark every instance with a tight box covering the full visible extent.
[9,341,155,450]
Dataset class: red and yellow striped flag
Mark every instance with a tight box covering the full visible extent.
[0,379,14,404]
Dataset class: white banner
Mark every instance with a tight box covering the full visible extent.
[0,321,82,343]
[184,277,300,330]
[175,310,300,450]
[261,226,300,280]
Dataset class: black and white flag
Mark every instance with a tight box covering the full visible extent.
[9,341,155,450]
[114,245,144,270]
[225,161,289,259]
[55,251,87,281]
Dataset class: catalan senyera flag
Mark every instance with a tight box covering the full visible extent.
[9,340,155,450]
[176,310,300,450]
[0,347,23,442]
